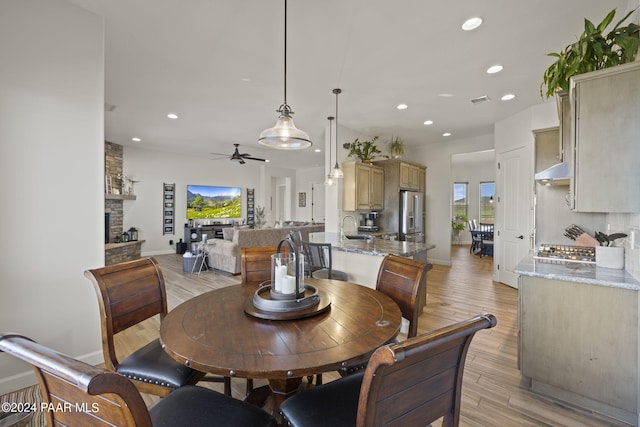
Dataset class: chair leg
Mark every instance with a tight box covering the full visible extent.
[224,376,231,396]
[245,379,254,397]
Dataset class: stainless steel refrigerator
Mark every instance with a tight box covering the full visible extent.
[399,190,424,242]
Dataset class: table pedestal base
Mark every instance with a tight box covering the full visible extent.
[245,377,308,424]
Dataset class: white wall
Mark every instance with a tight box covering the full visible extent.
[295,166,325,221]
[0,0,104,393]
[124,146,269,255]
[415,134,495,265]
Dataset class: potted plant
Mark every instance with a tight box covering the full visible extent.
[254,206,266,229]
[541,8,640,98]
[387,136,405,159]
[451,214,468,244]
[343,136,381,163]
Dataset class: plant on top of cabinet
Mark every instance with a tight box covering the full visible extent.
[386,136,405,159]
[343,136,381,163]
[541,8,639,98]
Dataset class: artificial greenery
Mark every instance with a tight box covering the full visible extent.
[387,136,405,158]
[451,214,469,231]
[254,206,266,229]
[541,8,640,98]
[343,136,382,162]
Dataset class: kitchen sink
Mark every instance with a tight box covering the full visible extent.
[345,234,373,240]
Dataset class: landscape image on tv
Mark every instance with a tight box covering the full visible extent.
[186,185,241,219]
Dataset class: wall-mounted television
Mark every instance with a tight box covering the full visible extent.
[186,185,241,219]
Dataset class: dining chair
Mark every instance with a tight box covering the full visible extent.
[302,241,348,281]
[0,334,277,427]
[84,257,230,397]
[280,314,497,427]
[476,226,494,257]
[338,254,432,377]
[469,221,482,254]
[241,246,280,284]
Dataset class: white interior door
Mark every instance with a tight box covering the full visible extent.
[497,145,533,288]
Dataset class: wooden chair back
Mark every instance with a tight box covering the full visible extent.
[357,314,497,427]
[375,255,432,338]
[84,257,167,372]
[0,334,153,427]
[241,246,289,284]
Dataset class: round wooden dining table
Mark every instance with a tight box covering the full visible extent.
[160,277,401,420]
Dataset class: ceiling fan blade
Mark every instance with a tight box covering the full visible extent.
[243,156,266,162]
[210,156,230,161]
[210,152,229,156]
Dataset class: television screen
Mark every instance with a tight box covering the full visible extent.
[186,185,242,219]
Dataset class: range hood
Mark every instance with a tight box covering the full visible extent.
[534,162,570,186]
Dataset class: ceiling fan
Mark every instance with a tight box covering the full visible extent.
[211,144,267,165]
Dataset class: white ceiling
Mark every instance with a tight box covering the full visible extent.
[67,0,634,169]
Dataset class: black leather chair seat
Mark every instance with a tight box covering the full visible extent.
[280,372,364,427]
[117,339,201,389]
[149,385,277,427]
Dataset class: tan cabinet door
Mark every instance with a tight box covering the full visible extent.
[369,167,384,210]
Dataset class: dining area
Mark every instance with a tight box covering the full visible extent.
[0,242,497,427]
[468,220,494,257]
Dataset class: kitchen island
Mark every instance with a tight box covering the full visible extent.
[515,254,640,426]
[309,232,435,289]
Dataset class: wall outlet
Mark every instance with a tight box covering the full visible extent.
[169,239,174,246]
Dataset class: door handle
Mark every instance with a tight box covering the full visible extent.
[516,235,524,239]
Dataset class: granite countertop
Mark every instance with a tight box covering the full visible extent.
[515,253,640,291]
[309,232,435,257]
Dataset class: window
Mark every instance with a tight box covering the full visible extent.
[480,181,495,223]
[453,182,468,219]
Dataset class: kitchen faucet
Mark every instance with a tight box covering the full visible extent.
[340,215,358,240]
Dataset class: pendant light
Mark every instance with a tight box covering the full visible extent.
[328,88,344,179]
[324,116,336,186]
[258,0,311,150]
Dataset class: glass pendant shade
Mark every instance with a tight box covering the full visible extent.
[329,163,344,179]
[324,174,335,186]
[259,108,311,149]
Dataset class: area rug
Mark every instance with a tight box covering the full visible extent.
[0,384,43,426]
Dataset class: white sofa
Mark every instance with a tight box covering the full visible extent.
[208,224,324,274]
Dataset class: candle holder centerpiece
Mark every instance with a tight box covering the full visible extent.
[247,237,331,319]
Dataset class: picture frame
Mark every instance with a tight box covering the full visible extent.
[298,192,306,207]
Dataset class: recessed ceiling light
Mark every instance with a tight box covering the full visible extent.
[486,65,503,74]
[438,93,454,98]
[241,77,251,82]
[314,148,321,153]
[443,132,452,137]
[131,137,141,142]
[423,120,434,126]
[397,104,408,110]
[167,113,178,119]
[462,17,482,31]
[265,159,270,162]
[501,94,516,101]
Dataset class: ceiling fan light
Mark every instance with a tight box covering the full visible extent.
[259,112,312,150]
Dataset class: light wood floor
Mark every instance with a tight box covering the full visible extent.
[105,247,633,426]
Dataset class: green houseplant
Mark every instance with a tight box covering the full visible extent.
[451,214,468,232]
[343,136,381,163]
[387,136,405,159]
[541,8,640,98]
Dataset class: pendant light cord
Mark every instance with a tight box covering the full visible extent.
[283,0,287,107]
[333,89,342,168]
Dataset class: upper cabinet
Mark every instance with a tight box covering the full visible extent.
[342,162,384,211]
[399,162,421,190]
[569,61,640,212]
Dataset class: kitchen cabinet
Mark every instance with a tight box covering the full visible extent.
[570,61,640,212]
[342,162,384,211]
[400,162,421,190]
[519,274,639,425]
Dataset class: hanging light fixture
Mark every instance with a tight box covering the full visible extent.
[258,0,311,150]
[328,88,344,179]
[324,116,336,186]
